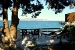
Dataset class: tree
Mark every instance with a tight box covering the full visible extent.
[45,0,75,14]
[0,0,12,44]
[60,22,75,50]
[0,0,43,50]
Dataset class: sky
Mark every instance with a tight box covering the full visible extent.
[17,6,75,21]
[0,0,75,21]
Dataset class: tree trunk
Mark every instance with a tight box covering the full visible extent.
[1,0,19,50]
[10,6,19,42]
[9,0,19,48]
[2,8,10,44]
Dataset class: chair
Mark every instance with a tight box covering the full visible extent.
[22,29,27,39]
[34,29,39,38]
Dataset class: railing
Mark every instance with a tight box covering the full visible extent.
[40,28,61,33]
[20,28,61,34]
[20,28,61,39]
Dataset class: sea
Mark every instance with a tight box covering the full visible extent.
[0,21,63,29]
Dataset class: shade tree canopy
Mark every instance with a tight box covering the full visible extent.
[0,0,44,18]
[0,0,75,17]
[45,0,75,14]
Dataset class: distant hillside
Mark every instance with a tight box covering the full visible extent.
[20,18,50,21]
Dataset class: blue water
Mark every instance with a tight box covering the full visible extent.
[0,21,63,29]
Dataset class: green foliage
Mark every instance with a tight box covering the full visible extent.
[59,22,75,48]
[66,25,71,31]
[32,38,37,45]
[46,0,75,14]
[61,22,75,42]
[0,0,75,17]
[32,46,42,50]
[0,0,44,18]
[31,38,42,50]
